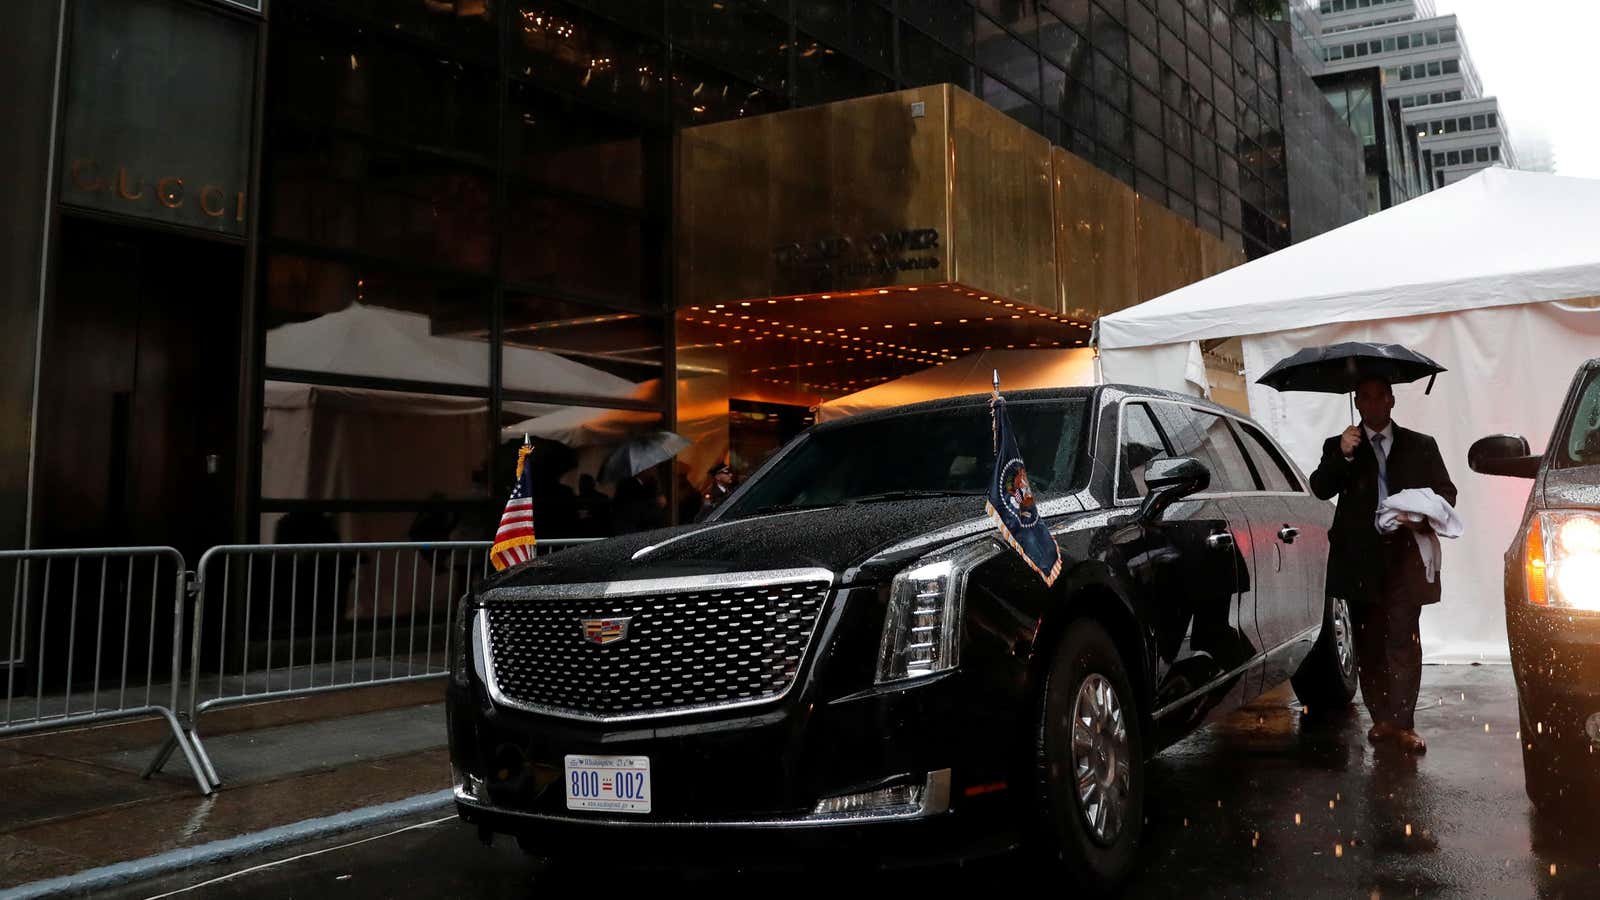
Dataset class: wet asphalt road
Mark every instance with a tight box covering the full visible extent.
[114,665,1600,899]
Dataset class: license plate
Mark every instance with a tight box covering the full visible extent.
[564,755,651,814]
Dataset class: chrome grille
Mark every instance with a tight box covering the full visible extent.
[482,578,830,719]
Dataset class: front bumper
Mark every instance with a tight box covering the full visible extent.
[445,667,1026,863]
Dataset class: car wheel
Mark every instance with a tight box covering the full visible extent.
[1035,618,1145,897]
[1291,594,1358,712]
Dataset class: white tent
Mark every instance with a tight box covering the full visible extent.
[1097,168,1600,659]
[817,349,1098,422]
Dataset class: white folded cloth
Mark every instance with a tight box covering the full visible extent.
[1376,488,1464,584]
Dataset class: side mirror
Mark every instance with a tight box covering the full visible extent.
[1468,434,1542,479]
[1136,457,1211,523]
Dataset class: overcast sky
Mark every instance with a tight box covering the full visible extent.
[1429,0,1594,176]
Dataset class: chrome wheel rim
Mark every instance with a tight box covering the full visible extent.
[1070,673,1130,844]
[1331,596,1355,681]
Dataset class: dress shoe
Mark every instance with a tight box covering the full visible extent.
[1395,729,1427,754]
[1367,722,1399,744]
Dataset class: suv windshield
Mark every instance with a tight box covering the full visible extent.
[722,398,1089,517]
[1555,366,1600,470]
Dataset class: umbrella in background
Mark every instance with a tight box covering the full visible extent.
[1256,341,1446,422]
[599,430,693,483]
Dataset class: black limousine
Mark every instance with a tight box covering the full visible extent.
[448,385,1353,892]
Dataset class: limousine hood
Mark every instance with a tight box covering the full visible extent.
[478,496,1035,593]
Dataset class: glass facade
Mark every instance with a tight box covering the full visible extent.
[250,0,1358,540]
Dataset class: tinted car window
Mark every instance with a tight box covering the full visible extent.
[1556,367,1600,469]
[1153,404,1260,493]
[725,399,1088,516]
[1117,402,1173,499]
[1236,421,1303,492]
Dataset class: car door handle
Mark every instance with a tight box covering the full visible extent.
[1206,531,1235,551]
[1278,526,1300,544]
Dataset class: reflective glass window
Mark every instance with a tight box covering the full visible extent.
[513,4,666,119]
[502,293,664,399]
[669,0,789,90]
[901,22,973,90]
[1236,422,1302,492]
[1117,403,1172,499]
[266,131,494,274]
[264,254,491,388]
[794,38,894,106]
[978,16,1042,99]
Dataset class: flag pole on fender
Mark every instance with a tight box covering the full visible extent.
[984,369,1063,587]
[491,434,538,571]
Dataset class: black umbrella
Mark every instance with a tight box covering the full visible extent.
[1256,342,1447,395]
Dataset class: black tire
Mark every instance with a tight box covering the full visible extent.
[1034,619,1145,897]
[1518,695,1587,810]
[1291,594,1358,712]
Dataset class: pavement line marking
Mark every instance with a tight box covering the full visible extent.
[0,788,454,900]
[139,815,457,899]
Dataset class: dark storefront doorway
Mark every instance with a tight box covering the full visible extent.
[33,218,242,560]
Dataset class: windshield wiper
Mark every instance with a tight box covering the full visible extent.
[846,489,985,504]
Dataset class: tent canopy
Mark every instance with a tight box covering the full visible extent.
[1098,168,1600,351]
[817,348,1097,422]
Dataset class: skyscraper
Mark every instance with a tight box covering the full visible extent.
[1292,0,1516,203]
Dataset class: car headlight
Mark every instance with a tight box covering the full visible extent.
[1526,511,1600,611]
[875,540,1001,684]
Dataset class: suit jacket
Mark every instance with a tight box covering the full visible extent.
[1309,423,1457,606]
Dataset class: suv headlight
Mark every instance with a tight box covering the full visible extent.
[875,540,1001,684]
[1527,511,1600,610]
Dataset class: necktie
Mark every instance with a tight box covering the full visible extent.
[1371,432,1389,505]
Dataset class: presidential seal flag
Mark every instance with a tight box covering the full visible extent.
[490,440,538,571]
[985,386,1062,587]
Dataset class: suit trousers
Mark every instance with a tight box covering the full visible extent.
[1350,550,1426,730]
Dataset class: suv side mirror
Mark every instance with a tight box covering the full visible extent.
[1137,457,1211,523]
[1468,434,1542,479]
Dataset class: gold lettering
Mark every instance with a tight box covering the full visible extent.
[70,159,106,192]
[116,166,144,201]
[157,176,184,209]
[199,185,226,218]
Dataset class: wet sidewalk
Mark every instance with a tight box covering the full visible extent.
[0,681,449,890]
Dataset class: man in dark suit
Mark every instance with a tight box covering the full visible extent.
[1310,377,1457,754]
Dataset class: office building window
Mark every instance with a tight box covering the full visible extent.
[1442,59,1460,75]
[1473,114,1486,130]
[1491,145,1501,161]
[1447,150,1460,165]
[1488,112,1497,127]
[1475,147,1489,163]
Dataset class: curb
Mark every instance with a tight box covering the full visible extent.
[0,789,455,900]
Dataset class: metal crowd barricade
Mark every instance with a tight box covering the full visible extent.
[152,539,595,791]
[0,547,212,794]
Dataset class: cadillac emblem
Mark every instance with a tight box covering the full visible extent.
[580,617,632,646]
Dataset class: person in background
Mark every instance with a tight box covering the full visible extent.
[697,462,736,521]
[1309,377,1457,755]
[575,474,612,538]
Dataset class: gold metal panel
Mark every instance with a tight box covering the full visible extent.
[1134,195,1202,305]
[1052,147,1137,320]
[948,89,1056,313]
[676,87,952,307]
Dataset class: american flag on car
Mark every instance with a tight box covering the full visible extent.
[490,441,537,571]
